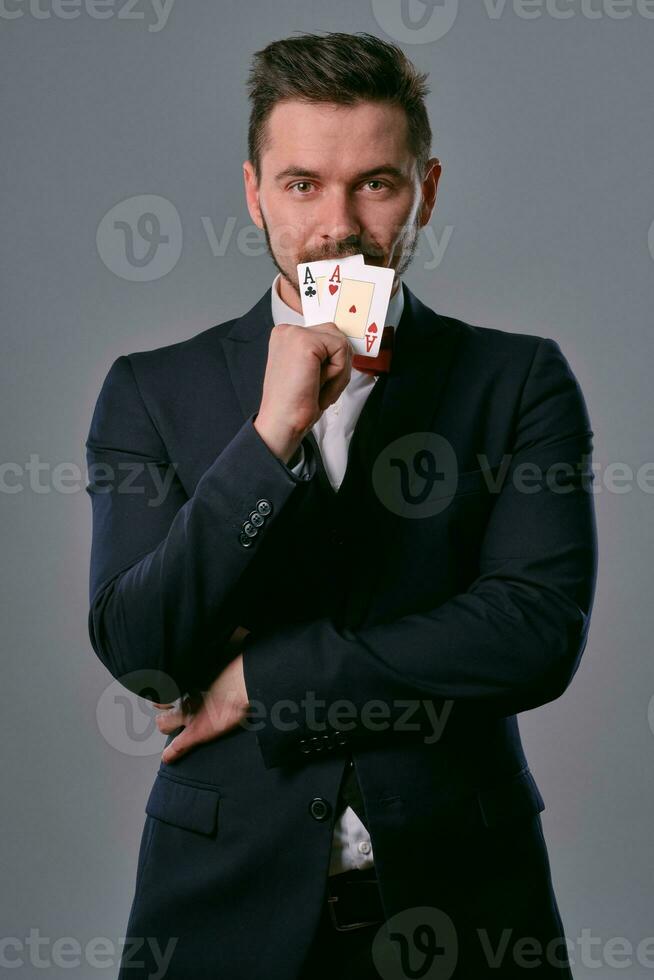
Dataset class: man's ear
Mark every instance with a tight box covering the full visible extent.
[418,157,442,228]
[243,160,264,229]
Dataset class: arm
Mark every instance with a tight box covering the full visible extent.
[85,355,315,700]
[242,338,599,768]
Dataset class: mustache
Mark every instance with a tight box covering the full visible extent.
[301,239,386,264]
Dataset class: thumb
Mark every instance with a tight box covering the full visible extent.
[161,716,212,764]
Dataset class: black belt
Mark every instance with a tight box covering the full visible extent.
[325,868,385,932]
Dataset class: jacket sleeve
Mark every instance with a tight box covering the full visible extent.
[85,354,315,700]
[242,337,599,768]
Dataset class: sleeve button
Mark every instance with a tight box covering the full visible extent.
[242,522,258,538]
[250,511,264,527]
[238,532,254,548]
[256,499,272,517]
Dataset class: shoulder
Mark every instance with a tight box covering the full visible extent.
[438,310,549,364]
[125,317,239,381]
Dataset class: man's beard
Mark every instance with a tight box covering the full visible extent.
[260,213,421,300]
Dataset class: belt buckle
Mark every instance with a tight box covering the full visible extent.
[326,894,381,932]
[326,877,383,933]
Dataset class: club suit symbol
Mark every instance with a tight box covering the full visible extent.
[372,0,460,44]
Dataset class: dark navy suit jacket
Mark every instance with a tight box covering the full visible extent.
[85,282,597,979]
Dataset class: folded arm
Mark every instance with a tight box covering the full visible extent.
[241,338,599,768]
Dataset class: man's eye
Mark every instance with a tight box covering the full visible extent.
[364,180,389,191]
[289,181,314,193]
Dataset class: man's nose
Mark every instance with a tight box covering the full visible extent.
[315,190,361,244]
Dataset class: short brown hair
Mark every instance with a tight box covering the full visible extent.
[246,32,432,181]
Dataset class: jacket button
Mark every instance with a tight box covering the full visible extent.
[238,532,254,548]
[309,798,331,822]
[242,521,258,538]
[256,499,272,517]
[328,528,345,546]
[249,511,264,527]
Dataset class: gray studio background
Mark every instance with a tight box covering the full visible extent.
[2,2,653,977]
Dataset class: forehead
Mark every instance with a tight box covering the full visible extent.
[260,100,413,177]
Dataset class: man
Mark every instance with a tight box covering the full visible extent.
[85,31,597,980]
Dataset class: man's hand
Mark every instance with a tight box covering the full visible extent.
[153,627,251,764]
[254,320,353,464]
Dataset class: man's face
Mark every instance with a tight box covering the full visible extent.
[243,99,440,308]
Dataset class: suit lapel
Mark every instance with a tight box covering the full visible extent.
[356,284,461,481]
[220,282,462,492]
[219,288,276,423]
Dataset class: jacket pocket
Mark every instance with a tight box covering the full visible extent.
[145,771,221,836]
[475,766,545,828]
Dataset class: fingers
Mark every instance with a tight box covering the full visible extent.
[160,706,232,764]
[155,704,187,734]
[155,692,199,733]
[318,342,353,409]
[225,625,251,652]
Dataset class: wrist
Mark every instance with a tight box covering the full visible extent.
[253,414,303,465]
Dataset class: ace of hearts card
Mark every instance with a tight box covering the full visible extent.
[297,255,395,357]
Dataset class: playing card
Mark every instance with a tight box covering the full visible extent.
[332,278,375,339]
[297,254,364,325]
[332,264,396,357]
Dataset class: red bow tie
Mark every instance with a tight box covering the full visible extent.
[352,325,395,376]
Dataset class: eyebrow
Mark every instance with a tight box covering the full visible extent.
[274,164,407,183]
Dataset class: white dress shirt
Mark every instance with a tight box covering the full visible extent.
[270,271,405,875]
